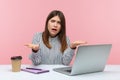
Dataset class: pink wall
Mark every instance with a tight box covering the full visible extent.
[0,0,120,64]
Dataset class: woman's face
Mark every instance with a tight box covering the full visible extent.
[47,16,61,37]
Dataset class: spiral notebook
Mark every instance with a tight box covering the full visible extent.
[21,67,49,74]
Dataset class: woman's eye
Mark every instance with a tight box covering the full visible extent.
[57,21,61,24]
[51,20,55,23]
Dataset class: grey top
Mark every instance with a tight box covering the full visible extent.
[29,32,75,65]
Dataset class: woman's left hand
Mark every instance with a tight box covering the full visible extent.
[70,41,87,49]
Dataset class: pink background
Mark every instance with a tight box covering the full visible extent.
[0,0,120,64]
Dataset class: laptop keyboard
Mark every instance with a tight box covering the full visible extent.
[65,69,71,72]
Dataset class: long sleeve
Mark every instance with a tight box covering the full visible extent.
[29,32,75,65]
[29,32,42,65]
[62,37,75,65]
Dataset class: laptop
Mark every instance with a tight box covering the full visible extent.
[53,44,112,76]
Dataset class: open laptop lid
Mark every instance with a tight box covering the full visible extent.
[71,44,112,75]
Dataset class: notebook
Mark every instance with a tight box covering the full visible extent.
[21,67,49,74]
[53,44,112,76]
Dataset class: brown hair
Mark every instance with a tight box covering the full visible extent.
[42,10,67,53]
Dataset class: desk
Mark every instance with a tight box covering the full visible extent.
[0,65,120,80]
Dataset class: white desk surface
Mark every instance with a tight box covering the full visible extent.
[0,65,120,80]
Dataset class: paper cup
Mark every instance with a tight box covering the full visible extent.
[11,56,22,72]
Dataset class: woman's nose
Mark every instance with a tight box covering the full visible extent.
[54,22,57,27]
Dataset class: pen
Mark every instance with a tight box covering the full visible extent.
[26,67,42,70]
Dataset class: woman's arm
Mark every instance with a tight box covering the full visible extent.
[29,32,42,65]
[62,37,75,65]
[62,37,87,65]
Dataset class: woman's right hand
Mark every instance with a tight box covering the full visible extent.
[25,44,39,51]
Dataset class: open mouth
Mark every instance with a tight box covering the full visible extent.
[52,28,57,31]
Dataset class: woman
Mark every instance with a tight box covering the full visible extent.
[25,10,87,65]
